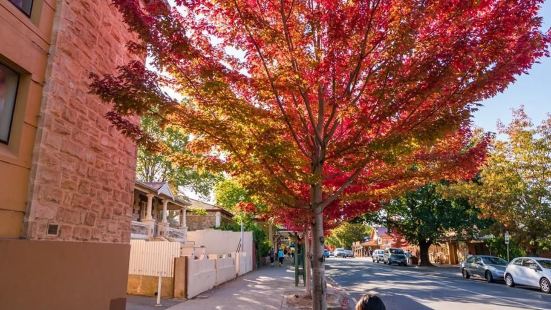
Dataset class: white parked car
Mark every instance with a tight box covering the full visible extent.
[504,257,551,294]
[344,249,354,258]
[333,248,346,257]
[372,249,385,263]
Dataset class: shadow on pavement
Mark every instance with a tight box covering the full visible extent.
[126,295,181,310]
[326,258,551,310]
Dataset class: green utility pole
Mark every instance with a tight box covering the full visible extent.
[294,242,305,286]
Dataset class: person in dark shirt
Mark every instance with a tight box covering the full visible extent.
[355,294,386,310]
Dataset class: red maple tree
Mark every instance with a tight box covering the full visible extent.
[91,1,549,308]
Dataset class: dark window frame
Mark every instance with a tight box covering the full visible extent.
[0,62,21,145]
[8,0,34,17]
[522,259,537,268]
[512,258,523,266]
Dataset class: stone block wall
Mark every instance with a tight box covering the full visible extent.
[186,214,217,231]
[24,0,138,243]
[187,212,235,231]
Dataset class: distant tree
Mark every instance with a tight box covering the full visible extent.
[444,109,551,255]
[136,117,221,198]
[326,222,371,249]
[383,184,490,266]
[214,178,271,263]
[214,179,252,212]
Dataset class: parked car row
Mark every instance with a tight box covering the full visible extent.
[372,248,408,266]
[461,255,551,294]
[329,248,354,258]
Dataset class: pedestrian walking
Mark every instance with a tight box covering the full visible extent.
[355,294,386,310]
[278,248,285,266]
[269,249,275,267]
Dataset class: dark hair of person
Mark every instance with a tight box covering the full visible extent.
[355,294,386,310]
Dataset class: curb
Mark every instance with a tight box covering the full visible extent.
[326,276,353,310]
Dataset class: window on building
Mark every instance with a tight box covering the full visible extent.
[0,63,20,144]
[9,0,33,16]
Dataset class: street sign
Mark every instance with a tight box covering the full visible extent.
[504,231,511,262]
[504,231,510,245]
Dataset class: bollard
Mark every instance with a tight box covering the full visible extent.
[155,274,162,307]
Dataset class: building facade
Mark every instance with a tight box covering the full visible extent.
[0,1,138,309]
[352,227,491,265]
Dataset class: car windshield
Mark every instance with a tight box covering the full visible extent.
[481,257,508,265]
[537,260,551,269]
[336,248,344,251]
[389,249,404,255]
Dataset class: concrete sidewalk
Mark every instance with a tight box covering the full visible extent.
[167,265,299,310]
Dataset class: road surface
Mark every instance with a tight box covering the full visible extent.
[325,257,551,310]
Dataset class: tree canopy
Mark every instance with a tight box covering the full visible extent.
[214,179,252,212]
[136,116,221,198]
[90,1,549,308]
[326,222,371,250]
[380,183,491,265]
[444,109,551,255]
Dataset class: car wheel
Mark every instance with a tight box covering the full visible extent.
[485,271,494,283]
[505,273,515,287]
[462,269,470,279]
[540,278,551,294]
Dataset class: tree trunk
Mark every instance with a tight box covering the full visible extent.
[311,183,326,310]
[418,240,433,266]
[304,227,312,296]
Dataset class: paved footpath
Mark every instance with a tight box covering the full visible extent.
[167,265,298,310]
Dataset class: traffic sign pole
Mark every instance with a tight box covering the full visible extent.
[504,231,510,262]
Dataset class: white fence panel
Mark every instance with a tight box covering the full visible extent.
[128,240,181,277]
[215,257,236,285]
[187,258,216,298]
[233,252,253,276]
[186,230,253,255]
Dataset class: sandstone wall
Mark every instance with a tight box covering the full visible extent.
[0,0,56,238]
[25,0,138,243]
[186,214,217,231]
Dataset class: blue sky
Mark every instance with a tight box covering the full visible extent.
[473,0,551,132]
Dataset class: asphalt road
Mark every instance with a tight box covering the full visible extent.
[325,257,551,310]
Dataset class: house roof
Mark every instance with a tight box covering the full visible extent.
[134,181,191,208]
[188,198,234,218]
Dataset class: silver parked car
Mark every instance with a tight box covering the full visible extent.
[372,249,385,263]
[333,248,346,258]
[344,249,354,258]
[461,255,508,282]
[383,248,408,266]
[505,257,551,294]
